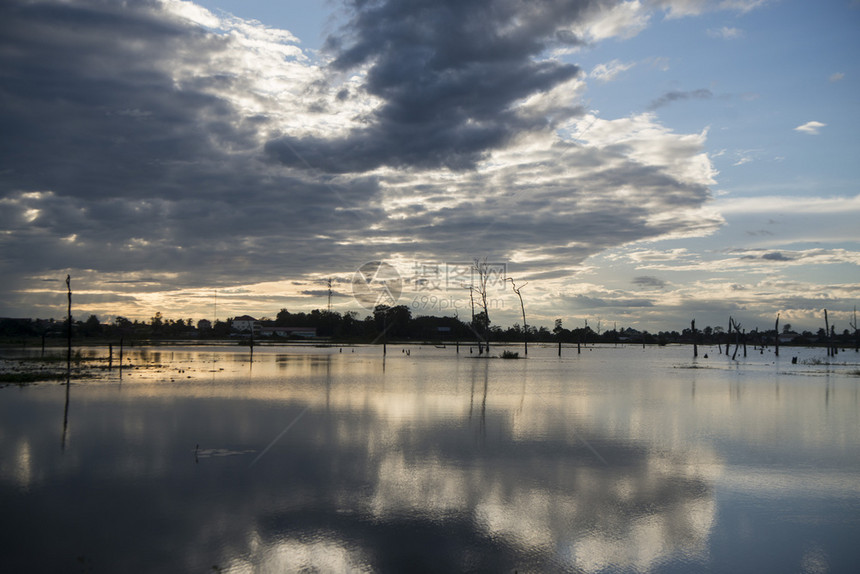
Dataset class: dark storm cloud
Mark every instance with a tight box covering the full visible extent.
[0,0,382,296]
[300,289,350,298]
[632,275,667,289]
[0,1,249,200]
[738,251,794,262]
[267,0,594,172]
[761,251,794,261]
[566,294,654,308]
[648,88,713,110]
[0,0,721,320]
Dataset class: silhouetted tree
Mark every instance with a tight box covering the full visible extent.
[508,277,528,355]
[82,314,102,337]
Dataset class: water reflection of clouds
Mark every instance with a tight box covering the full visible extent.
[2,347,859,572]
[364,441,717,572]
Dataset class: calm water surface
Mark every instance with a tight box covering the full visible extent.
[1,344,859,573]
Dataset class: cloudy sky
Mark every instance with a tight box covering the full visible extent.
[1,0,858,332]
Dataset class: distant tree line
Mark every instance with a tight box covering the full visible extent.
[2,307,858,351]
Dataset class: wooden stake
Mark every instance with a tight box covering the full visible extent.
[774,313,780,357]
[692,319,697,358]
[66,275,71,376]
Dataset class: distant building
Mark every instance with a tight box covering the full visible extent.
[779,331,799,344]
[231,315,260,335]
[258,325,317,338]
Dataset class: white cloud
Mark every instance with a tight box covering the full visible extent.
[591,59,636,83]
[572,113,717,186]
[624,248,694,262]
[579,1,651,41]
[728,148,763,166]
[651,0,769,18]
[794,121,827,135]
[160,0,220,29]
[717,0,770,14]
[715,194,860,215]
[644,56,671,72]
[707,26,743,38]
[829,72,845,82]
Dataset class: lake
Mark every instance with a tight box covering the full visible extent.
[1,343,859,573]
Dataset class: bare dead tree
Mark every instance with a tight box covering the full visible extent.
[824,309,832,357]
[831,325,838,356]
[691,319,698,358]
[472,258,493,353]
[467,285,476,324]
[726,318,732,360]
[729,317,742,360]
[847,305,857,351]
[66,275,72,374]
[774,313,780,357]
[508,277,528,355]
[63,274,72,451]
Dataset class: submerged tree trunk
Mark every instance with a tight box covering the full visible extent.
[66,275,72,375]
[831,326,838,357]
[775,313,780,357]
[508,278,528,356]
[851,307,858,352]
[729,317,741,361]
[726,319,732,360]
[691,319,697,358]
[472,258,493,354]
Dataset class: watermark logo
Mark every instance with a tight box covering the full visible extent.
[408,261,507,291]
[352,261,402,310]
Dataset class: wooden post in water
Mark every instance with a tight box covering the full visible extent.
[774,313,780,357]
[692,319,698,358]
[108,344,113,370]
[66,275,72,376]
[733,321,741,360]
[558,340,562,357]
[831,325,838,357]
[851,306,858,353]
[824,309,831,357]
[119,337,124,378]
[726,319,731,359]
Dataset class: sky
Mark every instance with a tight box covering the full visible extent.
[1,0,858,333]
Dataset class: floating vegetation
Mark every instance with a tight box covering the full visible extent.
[0,354,166,386]
[0,372,68,384]
[500,350,520,359]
